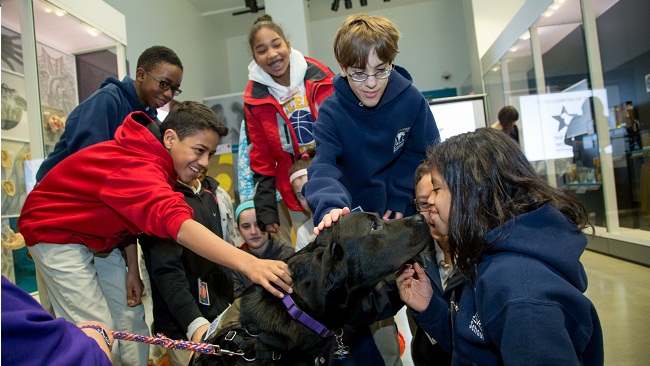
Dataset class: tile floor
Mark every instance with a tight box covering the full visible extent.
[396,249,650,365]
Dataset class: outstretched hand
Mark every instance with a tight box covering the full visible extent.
[247,258,293,298]
[313,207,351,235]
[396,262,433,313]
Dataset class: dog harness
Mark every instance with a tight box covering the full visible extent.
[199,288,344,362]
[203,297,283,361]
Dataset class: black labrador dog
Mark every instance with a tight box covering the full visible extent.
[193,212,430,366]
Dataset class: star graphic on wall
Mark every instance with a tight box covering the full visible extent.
[553,106,576,132]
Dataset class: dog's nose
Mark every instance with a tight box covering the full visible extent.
[412,213,425,223]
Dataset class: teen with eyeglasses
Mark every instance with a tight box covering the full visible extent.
[305,14,440,228]
[36,45,183,182]
[409,161,463,366]
[32,45,183,366]
[304,14,440,366]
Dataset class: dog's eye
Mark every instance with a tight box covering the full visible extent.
[370,221,380,231]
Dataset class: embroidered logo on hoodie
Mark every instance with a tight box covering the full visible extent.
[469,312,484,340]
[394,127,410,152]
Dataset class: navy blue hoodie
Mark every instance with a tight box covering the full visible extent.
[304,66,440,223]
[413,205,604,365]
[36,76,157,181]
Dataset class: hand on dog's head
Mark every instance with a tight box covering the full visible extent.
[288,212,431,318]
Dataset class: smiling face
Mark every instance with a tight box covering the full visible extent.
[164,129,220,185]
[237,208,269,255]
[135,62,183,110]
[339,49,391,108]
[252,28,292,86]
[427,168,452,236]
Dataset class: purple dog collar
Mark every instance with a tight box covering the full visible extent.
[277,287,332,337]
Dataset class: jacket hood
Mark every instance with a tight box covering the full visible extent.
[100,76,156,119]
[483,205,589,292]
[332,64,413,110]
[114,111,169,161]
[248,48,308,102]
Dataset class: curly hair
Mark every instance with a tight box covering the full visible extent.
[426,128,591,277]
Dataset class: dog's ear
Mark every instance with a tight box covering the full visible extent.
[321,240,350,307]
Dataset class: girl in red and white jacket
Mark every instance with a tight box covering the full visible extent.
[243,14,334,238]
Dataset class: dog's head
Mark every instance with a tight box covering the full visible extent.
[289,212,431,318]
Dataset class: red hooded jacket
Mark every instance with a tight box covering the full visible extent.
[18,112,193,251]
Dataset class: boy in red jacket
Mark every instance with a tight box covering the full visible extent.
[18,101,293,365]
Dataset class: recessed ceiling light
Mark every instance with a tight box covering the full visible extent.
[82,23,100,36]
[543,11,553,17]
[509,47,518,52]
[520,31,531,40]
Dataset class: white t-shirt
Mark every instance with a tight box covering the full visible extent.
[295,219,316,251]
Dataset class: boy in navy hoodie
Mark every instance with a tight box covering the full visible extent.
[36,45,184,181]
[304,14,440,225]
[304,14,440,366]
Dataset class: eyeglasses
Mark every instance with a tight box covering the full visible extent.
[414,199,432,212]
[146,70,182,96]
[346,68,392,82]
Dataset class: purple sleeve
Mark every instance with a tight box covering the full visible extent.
[1,276,112,365]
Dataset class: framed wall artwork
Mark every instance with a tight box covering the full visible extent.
[1,139,31,217]
[203,92,245,149]
[36,42,79,116]
[203,92,245,202]
[1,70,30,142]
[1,26,24,75]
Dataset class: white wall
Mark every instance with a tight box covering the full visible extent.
[228,1,471,94]
[103,0,230,102]
[226,35,250,95]
[472,0,527,58]
[101,0,530,100]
